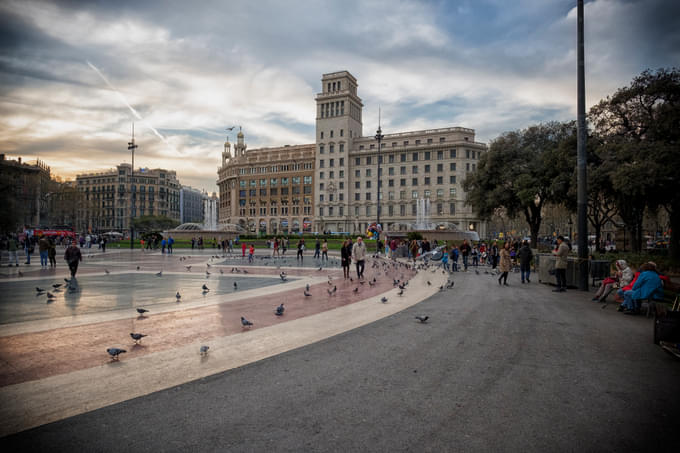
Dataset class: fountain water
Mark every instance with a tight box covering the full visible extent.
[415,198,433,230]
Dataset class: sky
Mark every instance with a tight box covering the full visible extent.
[0,0,678,192]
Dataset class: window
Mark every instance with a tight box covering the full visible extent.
[437,164,443,172]
[355,193,360,201]
[450,203,455,214]
[304,176,312,184]
[450,188,457,196]
[366,156,372,165]
[450,149,456,158]
[319,145,324,154]
[366,169,371,177]
[355,181,360,189]
[359,145,364,150]
[366,192,371,200]
[330,144,334,153]
[450,175,456,184]
[388,191,394,200]
[339,143,344,152]
[437,176,443,184]
[400,166,406,175]
[250,180,256,187]
[403,141,409,146]
[355,158,361,166]
[281,177,289,185]
[319,207,324,216]
[249,189,256,197]
[370,144,375,149]
[339,182,344,189]
[339,158,344,167]
[330,159,334,167]
[401,153,406,162]
[260,189,267,196]
[412,178,418,186]
[319,183,324,191]
[366,206,371,216]
[366,181,372,189]
[412,166,418,174]
[388,167,395,176]
[412,152,418,161]
[437,189,444,197]
[330,130,334,138]
[466,149,470,158]
[319,172,325,179]
[466,163,470,171]
[424,177,430,185]
[392,142,397,147]
[388,154,395,163]
[400,179,406,187]
[239,180,246,188]
[329,171,334,179]
[339,170,344,178]
[450,162,456,171]
[424,164,430,173]
[388,179,394,187]
[400,190,406,200]
[412,190,418,199]
[415,140,421,145]
[425,151,431,160]
[400,204,406,215]
[340,129,344,137]
[388,205,394,216]
[424,190,431,198]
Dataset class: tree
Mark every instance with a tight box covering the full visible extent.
[589,68,680,258]
[463,122,575,246]
[131,215,179,232]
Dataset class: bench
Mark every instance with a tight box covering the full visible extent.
[641,280,680,318]
[651,281,680,345]
[589,259,611,289]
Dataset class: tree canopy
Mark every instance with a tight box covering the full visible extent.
[131,215,180,232]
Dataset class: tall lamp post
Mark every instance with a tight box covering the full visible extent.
[576,0,589,290]
[375,113,384,253]
[128,123,138,250]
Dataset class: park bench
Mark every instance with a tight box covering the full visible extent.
[651,281,680,345]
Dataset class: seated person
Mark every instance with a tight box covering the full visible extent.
[618,262,664,314]
[592,259,633,303]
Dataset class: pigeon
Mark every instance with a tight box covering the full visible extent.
[202,284,209,291]
[206,271,211,276]
[107,348,126,360]
[305,283,310,292]
[18,271,24,277]
[46,292,56,299]
[105,269,110,274]
[317,267,322,271]
[280,273,287,282]
[353,287,359,293]
[176,292,181,300]
[186,266,192,271]
[136,266,140,270]
[241,316,253,327]
[446,281,455,289]
[64,278,70,283]
[350,277,354,282]
[130,333,147,344]
[359,280,365,285]
[380,297,388,303]
[200,345,210,356]
[220,269,224,274]
[304,290,312,297]
[233,282,238,290]
[36,287,45,293]
[206,263,211,268]
[328,286,337,295]
[427,281,431,286]
[243,269,249,274]
[475,269,480,275]
[52,283,62,288]
[275,303,285,316]
[398,289,404,296]
[415,315,429,323]
[372,277,377,283]
[136,308,149,315]
[369,281,376,286]
[156,271,163,277]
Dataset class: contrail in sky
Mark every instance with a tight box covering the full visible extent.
[86,60,167,143]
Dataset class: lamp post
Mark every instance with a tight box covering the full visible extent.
[568,217,573,242]
[375,115,384,253]
[127,123,138,250]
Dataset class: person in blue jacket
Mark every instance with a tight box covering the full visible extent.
[620,262,663,314]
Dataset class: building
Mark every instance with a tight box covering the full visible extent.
[217,130,315,234]
[76,164,180,233]
[0,155,55,232]
[180,186,204,224]
[217,70,487,237]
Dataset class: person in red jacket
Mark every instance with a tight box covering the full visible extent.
[241,241,247,258]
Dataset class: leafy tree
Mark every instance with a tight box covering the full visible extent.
[131,215,179,232]
[589,68,680,258]
[463,122,575,246]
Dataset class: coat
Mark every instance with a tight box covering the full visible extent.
[352,241,367,262]
[553,242,569,269]
[628,270,663,301]
[499,248,511,272]
[518,245,533,266]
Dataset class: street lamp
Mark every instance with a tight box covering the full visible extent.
[568,217,573,242]
[375,114,384,253]
[127,123,138,250]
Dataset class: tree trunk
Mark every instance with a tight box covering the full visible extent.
[524,205,541,248]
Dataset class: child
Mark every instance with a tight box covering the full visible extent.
[451,246,459,272]
[440,247,450,272]
[248,244,255,263]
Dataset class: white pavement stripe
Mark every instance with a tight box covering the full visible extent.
[0,270,443,437]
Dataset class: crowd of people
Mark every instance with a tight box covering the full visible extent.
[1,232,106,268]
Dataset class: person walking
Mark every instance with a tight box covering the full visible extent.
[321,239,329,262]
[48,238,57,267]
[451,246,459,272]
[161,237,167,254]
[341,239,351,279]
[352,236,367,279]
[314,238,321,259]
[167,236,174,254]
[242,241,247,258]
[101,235,107,253]
[440,246,450,272]
[23,235,32,265]
[459,240,471,271]
[248,244,255,263]
[64,242,82,278]
[518,240,533,283]
[7,234,19,267]
[38,235,49,268]
[297,238,305,262]
[273,238,279,258]
[498,242,511,286]
[489,240,499,270]
[552,235,569,292]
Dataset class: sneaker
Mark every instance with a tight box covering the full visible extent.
[617,305,625,312]
[521,280,525,284]
[503,283,509,286]
[552,288,561,292]
[527,279,530,283]
[591,297,599,301]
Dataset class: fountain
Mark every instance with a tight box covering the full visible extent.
[386,198,479,243]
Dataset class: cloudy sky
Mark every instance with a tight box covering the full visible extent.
[1,0,678,192]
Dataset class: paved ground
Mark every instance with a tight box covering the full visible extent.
[1,252,679,452]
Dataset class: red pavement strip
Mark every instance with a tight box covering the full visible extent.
[0,265,415,388]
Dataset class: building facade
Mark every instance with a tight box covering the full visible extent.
[180,186,204,224]
[217,131,315,234]
[76,164,180,232]
[217,70,487,237]
[0,155,54,231]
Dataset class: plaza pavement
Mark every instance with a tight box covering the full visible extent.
[1,250,679,452]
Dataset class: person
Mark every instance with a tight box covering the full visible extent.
[409,239,418,263]
[38,235,49,268]
[282,237,288,255]
[297,238,305,261]
[552,235,569,292]
[451,246,459,272]
[48,237,57,268]
[314,238,321,259]
[322,239,329,262]
[242,241,247,258]
[161,237,167,254]
[498,242,511,286]
[518,240,533,283]
[248,244,255,263]
[489,240,499,270]
[619,262,663,314]
[352,236,367,279]
[23,235,32,265]
[7,234,19,267]
[471,245,479,267]
[64,242,82,278]
[167,236,174,254]
[593,259,632,303]
[340,239,351,279]
[440,246,450,272]
[273,238,279,257]
[459,240,471,271]
[101,235,107,253]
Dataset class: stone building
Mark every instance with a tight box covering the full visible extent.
[180,186,204,224]
[217,130,315,234]
[0,155,54,232]
[76,164,180,233]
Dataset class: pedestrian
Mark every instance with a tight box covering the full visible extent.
[314,238,321,259]
[101,235,107,253]
[297,238,305,261]
[489,240,499,269]
[248,243,254,263]
[161,237,167,254]
[168,236,174,254]
[242,241,247,258]
[321,239,328,262]
[440,246,450,272]
[282,237,288,255]
[38,235,49,268]
[64,241,82,278]
[518,240,533,283]
[273,238,279,257]
[552,235,569,292]
[459,240,471,271]
[451,246,459,272]
[498,242,511,286]
[48,238,57,267]
[7,234,19,267]
[341,239,351,278]
[191,237,196,250]
[23,235,32,265]
[352,236,367,279]
[471,245,479,267]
